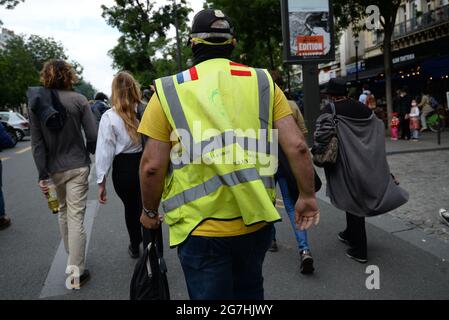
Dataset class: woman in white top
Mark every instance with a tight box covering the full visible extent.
[96,71,144,258]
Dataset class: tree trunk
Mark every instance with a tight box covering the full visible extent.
[383,30,393,132]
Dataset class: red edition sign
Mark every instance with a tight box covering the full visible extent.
[296,35,324,56]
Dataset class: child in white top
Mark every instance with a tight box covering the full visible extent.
[409,100,420,141]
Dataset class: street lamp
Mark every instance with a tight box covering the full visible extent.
[354,37,360,83]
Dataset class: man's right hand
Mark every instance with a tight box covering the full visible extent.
[38,180,49,195]
[295,196,320,231]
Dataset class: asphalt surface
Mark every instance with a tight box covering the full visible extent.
[0,139,448,300]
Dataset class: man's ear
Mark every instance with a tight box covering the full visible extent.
[232,38,237,47]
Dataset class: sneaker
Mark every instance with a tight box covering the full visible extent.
[268,240,278,252]
[128,244,140,259]
[70,269,90,289]
[0,216,11,231]
[345,248,368,264]
[337,232,351,245]
[439,209,449,227]
[300,250,315,274]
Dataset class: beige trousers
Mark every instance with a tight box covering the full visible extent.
[51,166,90,275]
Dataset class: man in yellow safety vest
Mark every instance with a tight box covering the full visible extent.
[138,8,319,300]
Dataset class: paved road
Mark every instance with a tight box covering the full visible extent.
[0,140,448,300]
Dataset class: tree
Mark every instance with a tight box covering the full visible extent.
[0,0,24,25]
[74,80,97,101]
[332,0,401,127]
[0,34,87,108]
[0,37,38,108]
[102,0,192,86]
[0,0,24,9]
[205,0,283,70]
[25,35,68,72]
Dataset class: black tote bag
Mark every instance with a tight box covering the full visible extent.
[130,227,170,300]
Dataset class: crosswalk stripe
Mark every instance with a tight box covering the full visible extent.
[15,146,31,154]
[39,200,99,299]
[0,157,10,161]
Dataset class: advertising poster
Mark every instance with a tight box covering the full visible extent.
[281,0,335,63]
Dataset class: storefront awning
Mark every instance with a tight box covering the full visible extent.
[421,55,449,78]
[338,67,385,83]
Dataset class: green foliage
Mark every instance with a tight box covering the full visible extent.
[0,37,38,107]
[74,80,97,101]
[25,35,68,72]
[102,0,192,86]
[205,0,283,70]
[0,34,86,107]
[332,0,401,35]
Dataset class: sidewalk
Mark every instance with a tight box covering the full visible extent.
[385,130,449,155]
[316,128,449,256]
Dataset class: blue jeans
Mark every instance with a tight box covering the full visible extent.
[274,174,310,251]
[0,160,4,218]
[177,224,273,300]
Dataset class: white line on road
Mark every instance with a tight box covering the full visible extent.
[15,146,31,154]
[39,200,100,299]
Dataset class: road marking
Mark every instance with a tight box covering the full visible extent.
[39,200,100,299]
[0,157,10,161]
[15,146,31,154]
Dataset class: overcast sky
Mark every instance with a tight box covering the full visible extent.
[0,0,205,96]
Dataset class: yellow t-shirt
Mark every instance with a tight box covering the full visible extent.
[138,83,292,237]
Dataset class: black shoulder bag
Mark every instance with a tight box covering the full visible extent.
[130,227,170,300]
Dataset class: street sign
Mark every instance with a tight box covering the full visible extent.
[281,0,335,64]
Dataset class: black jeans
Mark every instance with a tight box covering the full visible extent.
[400,113,411,139]
[177,224,273,300]
[344,212,367,257]
[112,153,143,250]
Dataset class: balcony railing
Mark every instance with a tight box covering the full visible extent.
[374,4,449,45]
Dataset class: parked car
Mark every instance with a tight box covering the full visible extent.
[0,111,30,141]
[1,120,18,147]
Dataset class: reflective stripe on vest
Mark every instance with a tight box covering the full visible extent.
[161,168,275,213]
[160,68,272,167]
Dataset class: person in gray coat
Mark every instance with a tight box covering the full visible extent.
[314,79,409,263]
[28,59,97,288]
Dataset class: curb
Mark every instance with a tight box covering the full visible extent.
[386,147,449,156]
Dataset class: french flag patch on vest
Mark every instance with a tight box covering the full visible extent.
[230,61,252,77]
[176,67,199,84]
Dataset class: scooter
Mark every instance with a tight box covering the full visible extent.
[426,106,447,133]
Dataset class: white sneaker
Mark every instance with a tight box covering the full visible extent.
[438,209,449,227]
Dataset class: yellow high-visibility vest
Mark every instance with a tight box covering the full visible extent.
[155,58,280,247]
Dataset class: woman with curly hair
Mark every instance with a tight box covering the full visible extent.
[95,71,145,259]
[28,59,98,288]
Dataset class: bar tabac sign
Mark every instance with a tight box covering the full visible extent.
[281,0,335,63]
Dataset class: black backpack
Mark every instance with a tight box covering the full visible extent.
[130,227,170,300]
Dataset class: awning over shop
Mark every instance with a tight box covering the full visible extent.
[339,67,385,83]
[421,55,449,78]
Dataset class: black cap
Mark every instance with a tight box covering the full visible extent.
[94,92,108,102]
[320,79,347,96]
[190,9,234,40]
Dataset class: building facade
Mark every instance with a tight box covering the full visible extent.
[320,0,449,108]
